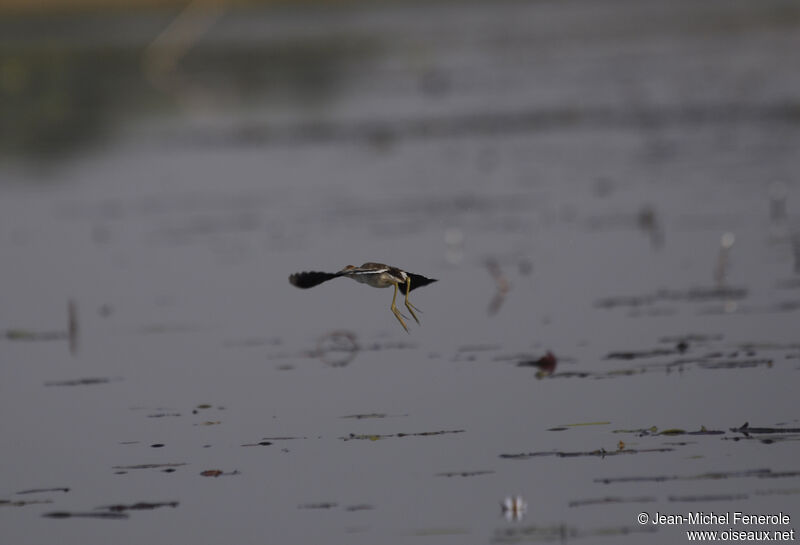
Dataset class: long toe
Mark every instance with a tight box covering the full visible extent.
[391,309,410,333]
[405,302,421,324]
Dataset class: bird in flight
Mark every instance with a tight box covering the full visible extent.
[289,262,437,332]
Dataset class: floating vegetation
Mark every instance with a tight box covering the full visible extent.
[191,404,225,417]
[101,501,179,512]
[517,352,557,378]
[737,342,800,352]
[613,426,657,434]
[3,300,76,354]
[698,299,800,315]
[659,333,724,344]
[536,371,594,379]
[518,337,784,380]
[730,435,800,445]
[730,422,800,435]
[241,441,273,447]
[500,447,674,459]
[613,426,725,437]
[548,421,611,431]
[605,348,680,360]
[561,421,610,428]
[16,487,70,495]
[340,429,465,441]
[43,511,128,520]
[298,502,338,509]
[344,504,374,511]
[295,501,374,512]
[669,494,748,502]
[268,335,417,365]
[340,412,402,420]
[1,499,54,507]
[44,377,117,386]
[112,463,187,473]
[436,470,495,478]
[568,496,656,508]
[595,468,800,485]
[698,358,772,369]
[200,469,240,477]
[4,329,67,341]
[492,522,657,543]
[755,487,800,497]
[595,286,747,309]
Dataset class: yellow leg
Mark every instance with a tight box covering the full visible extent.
[390,284,410,333]
[403,277,421,325]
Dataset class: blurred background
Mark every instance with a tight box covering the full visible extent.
[2,1,800,544]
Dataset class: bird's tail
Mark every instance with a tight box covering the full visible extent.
[399,273,437,294]
[289,271,340,289]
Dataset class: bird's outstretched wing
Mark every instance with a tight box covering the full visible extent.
[399,273,437,294]
[289,271,339,289]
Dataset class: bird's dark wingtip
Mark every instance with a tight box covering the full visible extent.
[289,271,338,289]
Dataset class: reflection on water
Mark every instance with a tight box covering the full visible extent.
[1,42,148,157]
[2,2,800,545]
[0,7,376,159]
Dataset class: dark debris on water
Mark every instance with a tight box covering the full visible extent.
[595,286,748,309]
[298,502,338,510]
[200,469,240,477]
[41,499,177,520]
[731,422,800,434]
[728,422,800,443]
[112,462,187,473]
[492,522,657,544]
[101,501,179,512]
[595,468,800,485]
[1,499,54,507]
[340,429,465,441]
[613,426,725,437]
[669,494,749,502]
[569,496,656,508]
[43,511,129,520]
[44,377,118,387]
[436,470,495,478]
[500,447,674,459]
[16,487,70,495]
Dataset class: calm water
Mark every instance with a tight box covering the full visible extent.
[2,1,799,543]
